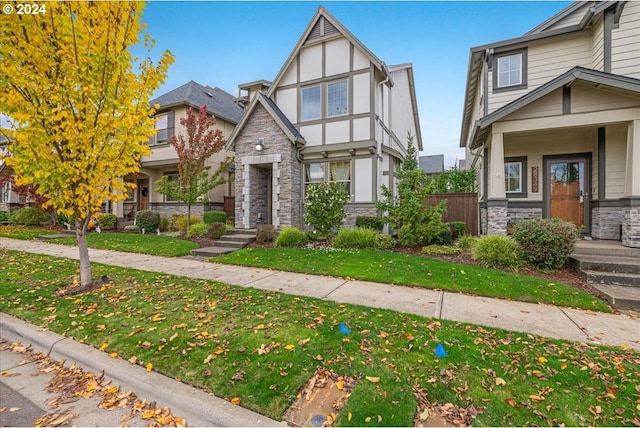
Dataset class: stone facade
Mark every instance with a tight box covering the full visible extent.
[621,198,640,248]
[343,205,378,228]
[151,203,206,220]
[486,202,508,235]
[233,105,302,229]
[480,206,487,235]
[591,206,622,240]
[507,207,542,224]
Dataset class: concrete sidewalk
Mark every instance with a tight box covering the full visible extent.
[2,237,638,350]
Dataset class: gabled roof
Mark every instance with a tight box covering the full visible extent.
[150,80,244,124]
[468,66,640,149]
[459,1,626,148]
[225,93,305,151]
[266,6,390,98]
[419,155,444,175]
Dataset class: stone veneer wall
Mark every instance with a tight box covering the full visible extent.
[344,205,378,227]
[233,104,302,229]
[480,206,487,235]
[507,208,542,224]
[621,202,640,248]
[486,205,508,235]
[591,206,622,240]
[150,203,205,220]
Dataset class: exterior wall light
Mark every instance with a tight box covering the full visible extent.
[256,138,264,151]
[368,146,376,154]
[321,151,328,158]
[348,148,356,156]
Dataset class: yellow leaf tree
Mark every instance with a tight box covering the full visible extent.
[0,1,173,286]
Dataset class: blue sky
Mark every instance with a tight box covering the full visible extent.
[140,1,572,168]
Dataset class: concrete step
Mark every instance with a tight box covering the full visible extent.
[570,254,640,275]
[573,240,640,258]
[226,229,256,236]
[222,234,256,243]
[190,246,238,257]
[590,283,640,310]
[213,240,250,249]
[582,270,640,287]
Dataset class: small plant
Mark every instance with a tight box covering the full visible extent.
[256,224,276,243]
[472,235,521,270]
[333,227,379,249]
[123,224,140,233]
[207,222,226,240]
[422,245,463,256]
[9,207,50,226]
[170,214,202,232]
[274,226,308,248]
[304,182,349,239]
[449,221,467,240]
[159,216,169,232]
[355,216,385,231]
[512,218,579,270]
[187,222,208,238]
[97,213,117,230]
[203,210,226,225]
[374,233,395,250]
[135,210,160,233]
[456,234,478,250]
[0,211,9,222]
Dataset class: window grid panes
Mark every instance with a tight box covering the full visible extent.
[327,81,348,117]
[504,162,522,193]
[301,86,321,121]
[165,172,179,202]
[304,161,351,194]
[1,182,10,203]
[153,114,169,145]
[497,54,522,88]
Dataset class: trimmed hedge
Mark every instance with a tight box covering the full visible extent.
[207,222,226,240]
[10,207,50,226]
[512,218,579,270]
[135,210,160,233]
[97,213,117,230]
[274,226,308,248]
[472,235,521,270]
[203,210,227,225]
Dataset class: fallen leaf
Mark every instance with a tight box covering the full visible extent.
[145,363,153,372]
[505,398,516,407]
[419,408,430,420]
[348,412,352,422]
[529,394,545,401]
[335,380,344,390]
[365,376,380,383]
[230,397,241,405]
[538,356,548,364]
[284,344,295,351]
[99,342,109,352]
[495,377,506,386]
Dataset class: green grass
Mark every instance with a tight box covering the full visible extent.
[216,248,611,312]
[0,226,197,257]
[0,249,637,427]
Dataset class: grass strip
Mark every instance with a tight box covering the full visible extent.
[0,249,636,427]
[215,248,610,312]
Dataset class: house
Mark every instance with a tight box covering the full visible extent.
[0,136,18,213]
[112,81,244,223]
[225,6,422,229]
[419,155,445,176]
[459,1,640,248]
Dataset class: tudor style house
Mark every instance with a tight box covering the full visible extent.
[112,81,244,224]
[460,1,640,248]
[225,6,422,229]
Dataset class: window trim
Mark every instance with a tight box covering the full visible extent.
[300,79,350,122]
[326,80,348,118]
[301,85,321,121]
[492,48,528,93]
[151,111,174,146]
[304,160,352,198]
[163,172,180,202]
[504,156,528,198]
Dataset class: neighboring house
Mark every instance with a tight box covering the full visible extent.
[225,6,422,229]
[419,155,445,176]
[113,81,244,223]
[459,1,640,248]
[0,136,19,213]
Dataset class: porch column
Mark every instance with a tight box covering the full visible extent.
[621,120,640,247]
[486,132,508,235]
[241,163,251,229]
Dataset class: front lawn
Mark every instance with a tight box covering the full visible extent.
[0,249,636,427]
[0,226,197,257]
[216,248,611,312]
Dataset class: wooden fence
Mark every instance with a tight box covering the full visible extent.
[427,192,478,236]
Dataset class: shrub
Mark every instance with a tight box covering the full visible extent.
[374,233,395,250]
[355,216,385,232]
[0,211,9,222]
[449,221,467,240]
[135,210,160,233]
[422,245,463,256]
[472,235,521,270]
[187,222,208,238]
[274,226,308,248]
[97,213,117,230]
[512,218,579,270]
[159,216,169,232]
[124,224,140,233]
[170,214,202,232]
[304,182,349,239]
[456,234,478,250]
[256,224,276,243]
[333,227,378,249]
[10,207,50,226]
[207,222,226,240]
[203,210,226,225]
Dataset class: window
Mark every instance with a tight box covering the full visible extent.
[164,172,179,202]
[304,161,351,195]
[151,112,174,145]
[0,181,10,203]
[327,81,348,117]
[302,86,321,121]
[493,49,527,91]
[504,156,527,197]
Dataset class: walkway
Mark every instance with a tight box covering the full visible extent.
[2,237,638,350]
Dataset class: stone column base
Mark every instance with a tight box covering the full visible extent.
[486,199,508,236]
[621,197,640,248]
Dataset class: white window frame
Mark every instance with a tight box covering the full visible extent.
[504,161,522,193]
[152,113,172,145]
[1,181,10,203]
[493,49,527,91]
[304,161,351,195]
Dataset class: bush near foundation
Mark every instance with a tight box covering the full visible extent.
[135,210,160,233]
[512,217,579,270]
[256,224,276,243]
[207,222,226,240]
[9,207,50,226]
[203,210,226,225]
[97,213,117,230]
[472,235,521,270]
[274,226,308,248]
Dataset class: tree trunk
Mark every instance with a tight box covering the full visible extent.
[186,204,191,235]
[76,217,93,287]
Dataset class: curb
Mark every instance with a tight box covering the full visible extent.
[0,313,282,427]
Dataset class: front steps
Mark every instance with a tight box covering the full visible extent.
[190,229,256,257]
[570,240,640,310]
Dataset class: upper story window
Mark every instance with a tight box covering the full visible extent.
[301,79,349,122]
[302,86,321,121]
[327,80,348,117]
[150,111,174,145]
[493,49,527,92]
[0,181,10,203]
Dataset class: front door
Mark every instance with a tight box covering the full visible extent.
[546,157,589,232]
[138,179,149,211]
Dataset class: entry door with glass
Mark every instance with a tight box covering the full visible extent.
[547,158,589,231]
